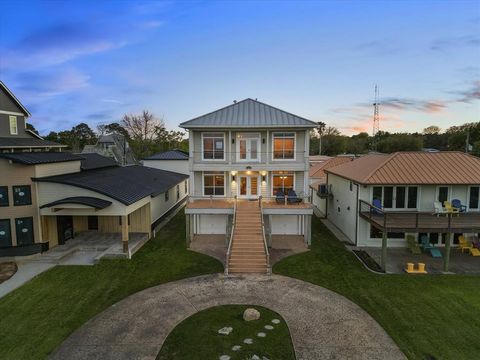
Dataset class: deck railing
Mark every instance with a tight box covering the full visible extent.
[224,196,237,275]
[259,196,271,275]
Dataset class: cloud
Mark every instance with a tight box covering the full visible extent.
[101,98,124,104]
[453,80,480,103]
[379,98,447,113]
[86,111,113,121]
[431,35,480,51]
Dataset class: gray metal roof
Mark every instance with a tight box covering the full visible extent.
[143,149,189,161]
[0,137,65,148]
[78,153,118,170]
[40,196,112,210]
[180,98,317,129]
[34,165,188,205]
[0,152,83,165]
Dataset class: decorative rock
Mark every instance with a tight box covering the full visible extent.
[218,326,233,335]
[243,308,261,321]
[257,332,266,337]
[232,345,241,351]
[219,355,231,360]
[271,319,280,324]
[243,338,253,344]
[264,325,274,330]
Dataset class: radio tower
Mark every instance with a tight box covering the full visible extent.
[372,85,380,151]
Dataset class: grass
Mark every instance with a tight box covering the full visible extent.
[0,210,223,360]
[157,305,295,360]
[273,216,480,360]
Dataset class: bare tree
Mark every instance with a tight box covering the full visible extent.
[121,110,165,158]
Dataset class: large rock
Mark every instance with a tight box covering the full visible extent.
[243,308,260,321]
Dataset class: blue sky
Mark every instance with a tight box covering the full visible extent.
[0,0,479,135]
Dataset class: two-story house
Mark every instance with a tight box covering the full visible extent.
[180,98,316,274]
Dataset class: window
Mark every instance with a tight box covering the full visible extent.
[15,217,34,245]
[13,185,32,206]
[0,219,12,247]
[372,186,382,203]
[349,181,353,191]
[469,186,479,210]
[176,185,180,201]
[438,186,449,203]
[0,186,8,207]
[203,172,225,196]
[407,187,418,208]
[272,171,294,195]
[273,132,295,160]
[237,133,260,162]
[383,187,393,208]
[184,180,188,194]
[372,186,417,209]
[202,133,224,160]
[395,187,406,208]
[165,189,169,201]
[9,116,18,135]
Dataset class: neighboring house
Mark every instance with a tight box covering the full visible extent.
[143,149,189,175]
[309,155,332,166]
[323,152,480,249]
[180,98,316,274]
[0,151,188,257]
[0,81,65,152]
[309,155,355,217]
[82,132,136,166]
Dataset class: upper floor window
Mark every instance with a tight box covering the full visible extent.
[273,132,295,160]
[202,133,225,160]
[469,186,479,210]
[372,186,417,209]
[437,186,449,204]
[13,185,32,206]
[0,186,8,207]
[237,133,260,162]
[203,171,225,196]
[9,116,18,135]
[272,171,294,195]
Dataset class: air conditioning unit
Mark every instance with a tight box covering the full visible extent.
[317,184,332,198]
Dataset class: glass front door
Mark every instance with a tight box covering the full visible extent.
[237,133,260,162]
[238,175,260,198]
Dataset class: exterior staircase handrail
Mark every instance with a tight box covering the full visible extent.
[259,196,271,274]
[225,196,237,275]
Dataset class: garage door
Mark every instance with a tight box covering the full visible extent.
[270,215,301,235]
[198,215,227,234]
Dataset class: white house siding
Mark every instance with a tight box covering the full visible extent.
[143,160,189,176]
[270,215,302,235]
[34,161,81,178]
[327,174,358,244]
[151,179,188,223]
[197,214,227,234]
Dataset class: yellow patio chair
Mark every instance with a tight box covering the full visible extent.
[459,236,472,253]
[444,201,460,216]
[470,248,480,257]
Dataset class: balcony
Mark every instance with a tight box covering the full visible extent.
[359,200,480,233]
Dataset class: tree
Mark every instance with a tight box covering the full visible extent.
[346,132,369,154]
[121,111,165,159]
[422,125,441,135]
[376,133,423,153]
[70,123,97,151]
[97,122,130,139]
[26,123,39,135]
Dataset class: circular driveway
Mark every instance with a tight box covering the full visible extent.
[50,274,406,360]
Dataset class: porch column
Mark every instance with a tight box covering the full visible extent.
[268,215,273,246]
[186,214,191,247]
[304,215,312,247]
[121,215,129,254]
[381,231,387,272]
[444,232,453,273]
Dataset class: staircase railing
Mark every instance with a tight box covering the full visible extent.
[259,196,271,275]
[224,196,237,275]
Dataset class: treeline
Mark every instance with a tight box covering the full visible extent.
[38,111,188,159]
[310,122,480,156]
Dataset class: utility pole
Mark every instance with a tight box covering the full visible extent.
[372,85,380,151]
[317,122,326,155]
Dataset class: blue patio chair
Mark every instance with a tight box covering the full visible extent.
[371,198,383,214]
[451,199,467,213]
[275,190,285,204]
[420,235,434,251]
[287,189,302,204]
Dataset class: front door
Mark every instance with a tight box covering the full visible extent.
[237,133,260,162]
[238,175,259,199]
[57,216,73,245]
[88,216,98,230]
[15,217,34,246]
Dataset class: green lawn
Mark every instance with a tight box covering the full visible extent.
[274,217,480,360]
[0,210,223,360]
[157,305,295,360]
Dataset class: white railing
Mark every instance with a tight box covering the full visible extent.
[261,194,310,206]
[224,196,237,275]
[259,196,271,275]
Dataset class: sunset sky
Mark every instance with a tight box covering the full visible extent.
[0,0,479,136]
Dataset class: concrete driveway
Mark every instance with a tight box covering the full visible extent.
[50,274,405,360]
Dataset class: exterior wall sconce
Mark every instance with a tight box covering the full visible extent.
[232,138,235,144]
[232,175,236,181]
[262,175,266,182]
[262,138,265,144]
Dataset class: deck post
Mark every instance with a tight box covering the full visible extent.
[268,215,272,246]
[381,231,387,272]
[121,215,129,255]
[186,214,191,247]
[444,232,452,272]
[305,215,312,247]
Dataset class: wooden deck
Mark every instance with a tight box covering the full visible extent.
[360,211,480,233]
[186,198,312,210]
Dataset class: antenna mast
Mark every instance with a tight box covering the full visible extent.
[372,85,380,150]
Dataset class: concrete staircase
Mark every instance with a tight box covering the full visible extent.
[228,201,269,274]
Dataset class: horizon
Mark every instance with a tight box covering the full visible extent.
[0,0,479,136]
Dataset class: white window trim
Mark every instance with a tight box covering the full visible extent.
[201,132,226,161]
[436,185,451,204]
[202,171,226,197]
[271,132,296,161]
[271,171,296,196]
[9,116,18,135]
[237,173,261,198]
[467,185,480,211]
[236,132,261,163]
[371,185,419,210]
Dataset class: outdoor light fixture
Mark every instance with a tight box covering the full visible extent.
[231,171,236,175]
[232,138,235,144]
[232,175,236,181]
[247,170,251,175]
[262,175,266,182]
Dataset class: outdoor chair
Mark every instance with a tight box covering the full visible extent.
[433,201,448,217]
[420,235,442,258]
[406,235,421,254]
[275,190,285,204]
[451,199,467,213]
[444,201,460,216]
[371,198,383,215]
[458,235,472,253]
[287,190,302,204]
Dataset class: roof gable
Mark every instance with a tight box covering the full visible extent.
[0,81,31,116]
[180,98,317,129]
[309,156,355,179]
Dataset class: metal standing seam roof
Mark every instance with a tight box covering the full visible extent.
[0,152,83,165]
[143,149,189,161]
[309,156,355,179]
[326,152,480,185]
[179,98,318,128]
[78,153,118,170]
[0,137,66,148]
[34,165,189,205]
[40,196,112,210]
